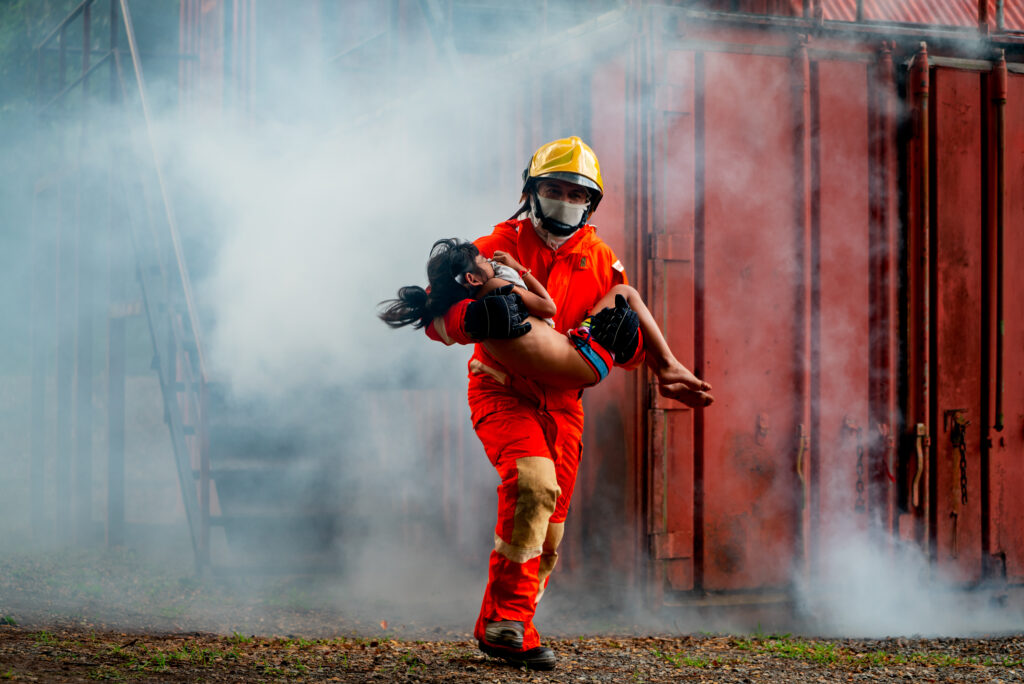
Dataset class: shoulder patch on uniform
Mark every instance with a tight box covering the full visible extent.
[612,260,624,273]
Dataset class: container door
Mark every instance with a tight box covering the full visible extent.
[905,62,986,582]
[648,36,904,597]
[700,49,808,591]
[812,50,901,571]
[813,58,874,554]
[647,47,699,595]
[575,53,641,590]
[930,66,985,582]
[986,67,1024,584]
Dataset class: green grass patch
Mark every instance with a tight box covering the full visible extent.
[440,645,474,662]
[86,665,126,681]
[106,641,237,673]
[728,636,1024,670]
[398,651,426,673]
[281,636,316,649]
[650,648,709,668]
[32,630,56,644]
[167,644,234,665]
[762,638,838,664]
[258,660,286,677]
[146,652,169,672]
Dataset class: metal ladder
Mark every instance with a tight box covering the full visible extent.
[34,0,211,569]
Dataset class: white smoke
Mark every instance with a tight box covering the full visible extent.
[3,1,1020,642]
[798,527,1024,636]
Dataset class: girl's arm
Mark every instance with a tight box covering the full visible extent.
[477,278,556,320]
[491,251,557,318]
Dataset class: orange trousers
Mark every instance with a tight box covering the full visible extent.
[468,376,584,652]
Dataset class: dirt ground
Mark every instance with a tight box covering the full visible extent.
[2,624,1024,682]
[2,549,1024,682]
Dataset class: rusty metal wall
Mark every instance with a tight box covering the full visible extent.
[824,0,1024,30]
[826,0,977,25]
[699,0,1024,31]
[701,0,803,16]
[182,1,1024,598]
[896,48,1024,589]
[929,64,985,582]
[572,53,644,591]
[991,67,1024,583]
[900,55,1024,586]
[631,6,1024,603]
[643,41,701,596]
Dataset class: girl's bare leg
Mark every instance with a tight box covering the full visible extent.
[592,285,714,408]
[479,286,715,402]
[484,318,599,389]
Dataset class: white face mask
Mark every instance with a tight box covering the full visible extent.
[536,196,588,228]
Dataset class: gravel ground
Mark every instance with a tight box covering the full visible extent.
[2,625,1024,682]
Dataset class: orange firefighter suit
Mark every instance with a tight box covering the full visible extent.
[426,216,637,652]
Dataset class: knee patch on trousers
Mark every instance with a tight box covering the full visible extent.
[496,457,560,563]
[535,522,565,605]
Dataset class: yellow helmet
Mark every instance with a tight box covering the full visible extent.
[522,136,604,216]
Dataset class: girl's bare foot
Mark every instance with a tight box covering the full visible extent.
[656,361,712,393]
[658,382,715,408]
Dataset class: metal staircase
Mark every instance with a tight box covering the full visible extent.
[32,1,351,572]
[34,0,210,568]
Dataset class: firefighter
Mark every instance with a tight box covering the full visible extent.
[426,136,712,670]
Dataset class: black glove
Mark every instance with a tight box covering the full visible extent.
[463,284,532,340]
[589,294,640,364]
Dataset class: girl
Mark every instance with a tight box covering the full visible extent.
[379,238,712,401]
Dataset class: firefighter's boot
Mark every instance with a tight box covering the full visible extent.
[478,641,557,671]
[483,620,524,650]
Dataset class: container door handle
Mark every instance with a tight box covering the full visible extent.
[878,423,897,483]
[913,423,928,508]
[796,423,809,510]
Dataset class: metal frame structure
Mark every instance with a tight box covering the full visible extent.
[32,0,210,569]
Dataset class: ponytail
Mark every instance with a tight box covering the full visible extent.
[378,285,431,329]
[378,238,484,330]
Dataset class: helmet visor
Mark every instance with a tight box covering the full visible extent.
[537,171,601,195]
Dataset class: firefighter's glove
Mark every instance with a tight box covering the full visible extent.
[464,284,532,340]
[589,294,640,364]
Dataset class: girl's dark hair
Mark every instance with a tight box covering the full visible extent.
[378,238,483,329]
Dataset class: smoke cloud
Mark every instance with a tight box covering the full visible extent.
[1,0,1019,642]
[798,527,1023,637]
